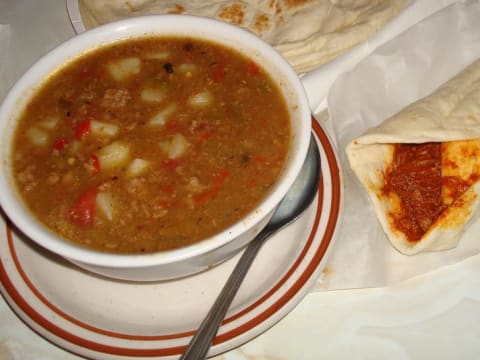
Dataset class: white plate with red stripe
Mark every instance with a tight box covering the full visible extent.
[0,118,342,359]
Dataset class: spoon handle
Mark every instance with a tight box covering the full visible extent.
[180,228,273,360]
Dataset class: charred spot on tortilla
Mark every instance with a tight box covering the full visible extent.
[77,0,409,73]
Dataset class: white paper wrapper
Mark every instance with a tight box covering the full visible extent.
[320,0,480,290]
[302,0,459,113]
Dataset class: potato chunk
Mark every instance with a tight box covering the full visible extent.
[145,52,170,60]
[178,63,197,76]
[159,133,189,159]
[188,91,213,107]
[96,192,115,221]
[148,103,177,126]
[126,158,151,177]
[96,141,130,170]
[90,120,119,138]
[26,128,48,146]
[39,115,59,129]
[141,87,165,103]
[107,57,141,81]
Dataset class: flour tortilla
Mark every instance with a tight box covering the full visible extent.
[346,58,480,255]
[78,0,408,73]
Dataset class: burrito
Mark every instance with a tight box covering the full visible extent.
[77,0,408,73]
[346,58,480,255]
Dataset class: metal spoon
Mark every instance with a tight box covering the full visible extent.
[180,136,321,360]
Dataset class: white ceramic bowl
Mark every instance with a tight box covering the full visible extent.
[0,15,311,281]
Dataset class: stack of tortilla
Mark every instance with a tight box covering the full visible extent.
[78,0,408,73]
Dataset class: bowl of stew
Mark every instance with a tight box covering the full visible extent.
[0,15,311,281]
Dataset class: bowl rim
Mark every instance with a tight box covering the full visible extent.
[0,14,312,269]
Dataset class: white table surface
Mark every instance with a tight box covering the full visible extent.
[1,1,480,359]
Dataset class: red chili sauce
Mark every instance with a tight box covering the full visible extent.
[383,141,480,242]
[383,143,443,241]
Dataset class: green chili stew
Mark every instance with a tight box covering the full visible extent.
[12,36,291,253]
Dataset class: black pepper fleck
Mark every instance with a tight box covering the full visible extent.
[163,63,174,74]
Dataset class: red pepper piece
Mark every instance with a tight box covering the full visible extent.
[161,158,180,170]
[246,60,260,75]
[90,154,100,175]
[194,169,229,206]
[160,184,175,193]
[75,119,91,140]
[253,155,268,164]
[212,169,229,189]
[53,137,68,151]
[157,199,171,208]
[211,60,226,83]
[193,190,214,206]
[75,67,91,81]
[166,121,178,131]
[253,155,281,166]
[69,187,97,226]
[195,122,215,143]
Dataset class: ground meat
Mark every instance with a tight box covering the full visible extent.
[101,88,131,110]
[61,171,75,186]
[16,165,36,184]
[76,104,90,116]
[79,88,97,103]
[185,176,206,193]
[46,172,60,185]
[127,177,147,194]
[385,143,442,241]
[151,203,168,219]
